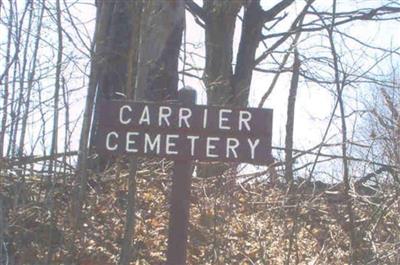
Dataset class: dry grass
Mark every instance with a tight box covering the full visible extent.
[2,160,400,264]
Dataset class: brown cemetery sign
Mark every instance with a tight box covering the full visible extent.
[95,94,273,265]
[95,100,273,164]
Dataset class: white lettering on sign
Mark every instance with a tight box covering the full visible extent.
[187,135,199,156]
[119,105,132,125]
[100,131,270,163]
[114,104,266,134]
[226,138,239,158]
[206,137,220,158]
[100,101,273,163]
[219,109,232,130]
[179,108,192,128]
[144,134,161,154]
[139,106,150,125]
[166,134,179,154]
[239,111,252,131]
[247,138,260,159]
[159,106,172,126]
[126,132,139,152]
[106,131,118,150]
[202,109,207,129]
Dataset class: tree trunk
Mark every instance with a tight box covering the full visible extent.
[18,0,45,158]
[12,0,34,158]
[232,0,266,106]
[135,0,184,101]
[78,1,185,264]
[203,0,242,106]
[284,49,300,183]
[198,0,293,178]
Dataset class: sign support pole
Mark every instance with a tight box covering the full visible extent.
[166,88,196,265]
[166,161,193,265]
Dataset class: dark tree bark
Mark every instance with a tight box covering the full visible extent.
[88,0,141,152]
[97,0,138,99]
[203,0,242,106]
[203,0,294,107]
[232,0,265,106]
[135,0,184,101]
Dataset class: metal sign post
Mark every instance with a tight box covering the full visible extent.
[95,87,273,264]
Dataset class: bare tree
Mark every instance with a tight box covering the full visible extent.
[1,0,400,264]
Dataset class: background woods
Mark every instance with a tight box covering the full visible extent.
[1,0,400,264]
